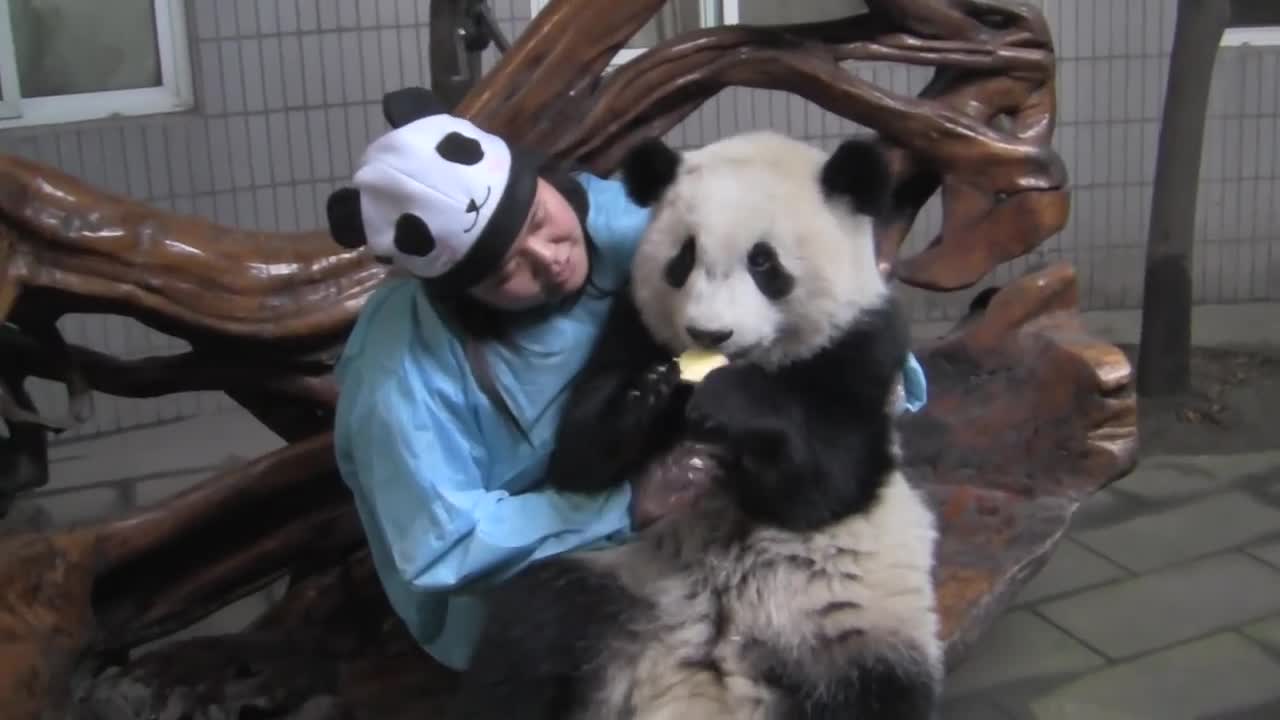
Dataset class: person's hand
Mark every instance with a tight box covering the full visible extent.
[627,444,720,529]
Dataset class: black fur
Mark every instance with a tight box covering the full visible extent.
[820,137,892,217]
[664,236,697,288]
[619,137,682,207]
[684,298,909,532]
[449,558,653,720]
[544,288,909,533]
[543,294,692,494]
[752,643,940,720]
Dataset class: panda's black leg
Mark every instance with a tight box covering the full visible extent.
[449,642,570,720]
[750,643,939,720]
[449,557,648,720]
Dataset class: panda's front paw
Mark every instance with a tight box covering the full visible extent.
[684,365,760,445]
[623,360,683,424]
[686,366,798,473]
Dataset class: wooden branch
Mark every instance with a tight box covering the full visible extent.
[458,0,1067,291]
[0,2,1117,717]
[0,323,335,407]
[0,430,355,720]
[0,154,387,347]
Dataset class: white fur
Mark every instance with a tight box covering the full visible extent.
[630,130,888,370]
[570,471,940,719]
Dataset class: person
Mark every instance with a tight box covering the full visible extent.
[325,86,928,673]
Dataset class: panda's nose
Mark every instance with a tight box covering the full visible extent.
[686,326,734,347]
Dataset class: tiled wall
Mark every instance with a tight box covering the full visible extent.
[1,0,1277,439]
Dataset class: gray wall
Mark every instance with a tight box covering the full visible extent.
[1,0,1278,440]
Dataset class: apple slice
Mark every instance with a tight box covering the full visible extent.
[677,349,729,383]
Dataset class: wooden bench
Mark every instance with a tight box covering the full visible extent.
[0,1,1138,717]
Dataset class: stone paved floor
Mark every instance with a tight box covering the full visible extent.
[941,449,1280,719]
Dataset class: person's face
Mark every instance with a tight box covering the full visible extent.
[467,178,589,312]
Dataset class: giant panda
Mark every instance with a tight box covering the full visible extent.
[447,129,943,720]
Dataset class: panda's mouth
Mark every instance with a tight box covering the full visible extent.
[463,186,492,233]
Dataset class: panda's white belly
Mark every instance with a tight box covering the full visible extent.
[568,471,937,719]
[591,564,774,720]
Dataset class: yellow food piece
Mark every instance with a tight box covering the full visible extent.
[677,349,729,383]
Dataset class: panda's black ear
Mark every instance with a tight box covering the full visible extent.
[382,86,447,129]
[620,137,681,207]
[326,186,368,249]
[820,137,891,217]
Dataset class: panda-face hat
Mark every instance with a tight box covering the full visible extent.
[326,87,539,294]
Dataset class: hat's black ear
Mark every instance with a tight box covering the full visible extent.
[326,186,368,249]
[382,87,447,129]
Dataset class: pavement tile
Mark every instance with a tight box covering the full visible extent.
[1036,552,1280,659]
[944,611,1107,698]
[1240,615,1280,653]
[1202,697,1280,719]
[1067,488,1141,533]
[1108,456,1223,502]
[1246,539,1280,570]
[1024,633,1280,720]
[46,408,283,491]
[1072,491,1280,573]
[940,697,1018,719]
[1013,539,1130,606]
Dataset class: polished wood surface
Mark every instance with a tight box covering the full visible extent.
[0,1,1135,717]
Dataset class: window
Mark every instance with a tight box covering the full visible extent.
[1221,27,1280,47]
[529,1,868,66]
[1222,0,1280,46]
[0,0,193,129]
[726,1,868,25]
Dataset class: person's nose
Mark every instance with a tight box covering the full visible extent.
[526,237,555,264]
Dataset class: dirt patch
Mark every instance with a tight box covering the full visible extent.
[1119,343,1280,457]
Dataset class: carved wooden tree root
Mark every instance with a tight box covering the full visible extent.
[0,1,1137,718]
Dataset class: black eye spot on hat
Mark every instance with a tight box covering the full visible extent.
[325,186,368,249]
[394,213,437,257]
[436,132,485,166]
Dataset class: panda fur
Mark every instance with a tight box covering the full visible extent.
[447,130,943,720]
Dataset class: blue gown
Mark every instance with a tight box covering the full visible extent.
[332,171,929,670]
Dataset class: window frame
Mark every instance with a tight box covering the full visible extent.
[0,0,194,130]
[1221,26,1280,47]
[529,0,727,66]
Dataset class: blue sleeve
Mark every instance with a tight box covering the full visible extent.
[336,373,636,598]
[577,172,652,284]
[898,352,928,414]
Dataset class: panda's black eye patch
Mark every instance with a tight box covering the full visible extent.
[436,132,484,165]
[665,236,696,288]
[747,240,794,300]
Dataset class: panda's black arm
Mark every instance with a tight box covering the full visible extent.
[544,292,686,494]
[685,302,910,532]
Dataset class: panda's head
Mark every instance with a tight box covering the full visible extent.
[620,130,891,370]
[325,87,540,295]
